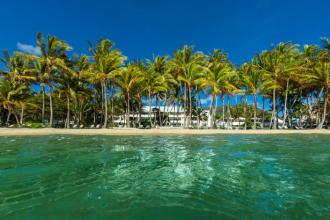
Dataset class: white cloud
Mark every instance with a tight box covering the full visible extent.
[16,42,41,56]
[200,96,213,106]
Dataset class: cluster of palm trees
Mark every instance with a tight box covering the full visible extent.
[0,33,329,129]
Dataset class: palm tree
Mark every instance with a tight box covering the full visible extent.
[196,50,235,128]
[37,32,72,127]
[0,77,27,126]
[146,56,176,127]
[112,63,143,127]
[0,51,38,126]
[255,43,298,129]
[312,61,330,128]
[87,39,126,128]
[240,62,265,129]
[169,46,204,127]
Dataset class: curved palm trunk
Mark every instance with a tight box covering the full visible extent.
[102,82,108,128]
[6,109,11,127]
[13,110,19,125]
[48,87,53,128]
[271,87,277,129]
[318,85,328,129]
[282,79,289,128]
[253,93,257,129]
[316,88,324,126]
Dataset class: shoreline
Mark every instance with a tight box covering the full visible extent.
[0,128,330,136]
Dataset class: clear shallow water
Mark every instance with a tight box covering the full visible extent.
[0,134,329,219]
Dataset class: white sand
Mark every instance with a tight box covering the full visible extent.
[0,128,329,136]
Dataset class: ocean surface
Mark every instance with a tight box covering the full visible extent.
[0,134,329,219]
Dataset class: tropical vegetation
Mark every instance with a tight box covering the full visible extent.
[0,33,329,129]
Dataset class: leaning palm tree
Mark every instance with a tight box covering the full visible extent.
[0,52,37,126]
[87,39,126,128]
[36,32,72,127]
[0,77,27,126]
[312,61,330,128]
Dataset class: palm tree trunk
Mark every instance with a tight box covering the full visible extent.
[318,85,328,129]
[148,90,153,127]
[20,105,24,126]
[262,96,265,128]
[41,85,45,124]
[189,86,192,128]
[93,109,96,126]
[48,86,53,128]
[253,93,257,129]
[102,82,108,128]
[283,79,289,128]
[157,95,161,127]
[222,94,225,128]
[138,97,142,127]
[13,110,19,125]
[184,84,187,128]
[227,94,231,129]
[127,91,130,128]
[236,95,241,129]
[210,94,216,128]
[6,109,11,127]
[66,94,70,128]
[316,88,324,125]
[272,87,277,129]
[244,95,248,130]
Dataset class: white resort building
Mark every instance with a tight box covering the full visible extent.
[113,106,210,128]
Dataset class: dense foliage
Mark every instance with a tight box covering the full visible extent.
[0,33,329,129]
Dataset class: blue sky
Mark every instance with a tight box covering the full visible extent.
[1,0,329,108]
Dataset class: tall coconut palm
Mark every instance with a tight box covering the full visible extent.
[255,43,298,129]
[87,39,126,128]
[146,56,176,127]
[196,50,235,128]
[240,62,265,129]
[112,63,143,127]
[37,32,72,127]
[169,46,204,127]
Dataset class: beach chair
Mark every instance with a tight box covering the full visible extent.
[79,124,84,129]
[96,124,101,129]
[90,125,95,129]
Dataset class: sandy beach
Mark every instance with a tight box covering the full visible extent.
[0,128,329,136]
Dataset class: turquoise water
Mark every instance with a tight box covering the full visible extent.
[0,134,329,219]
